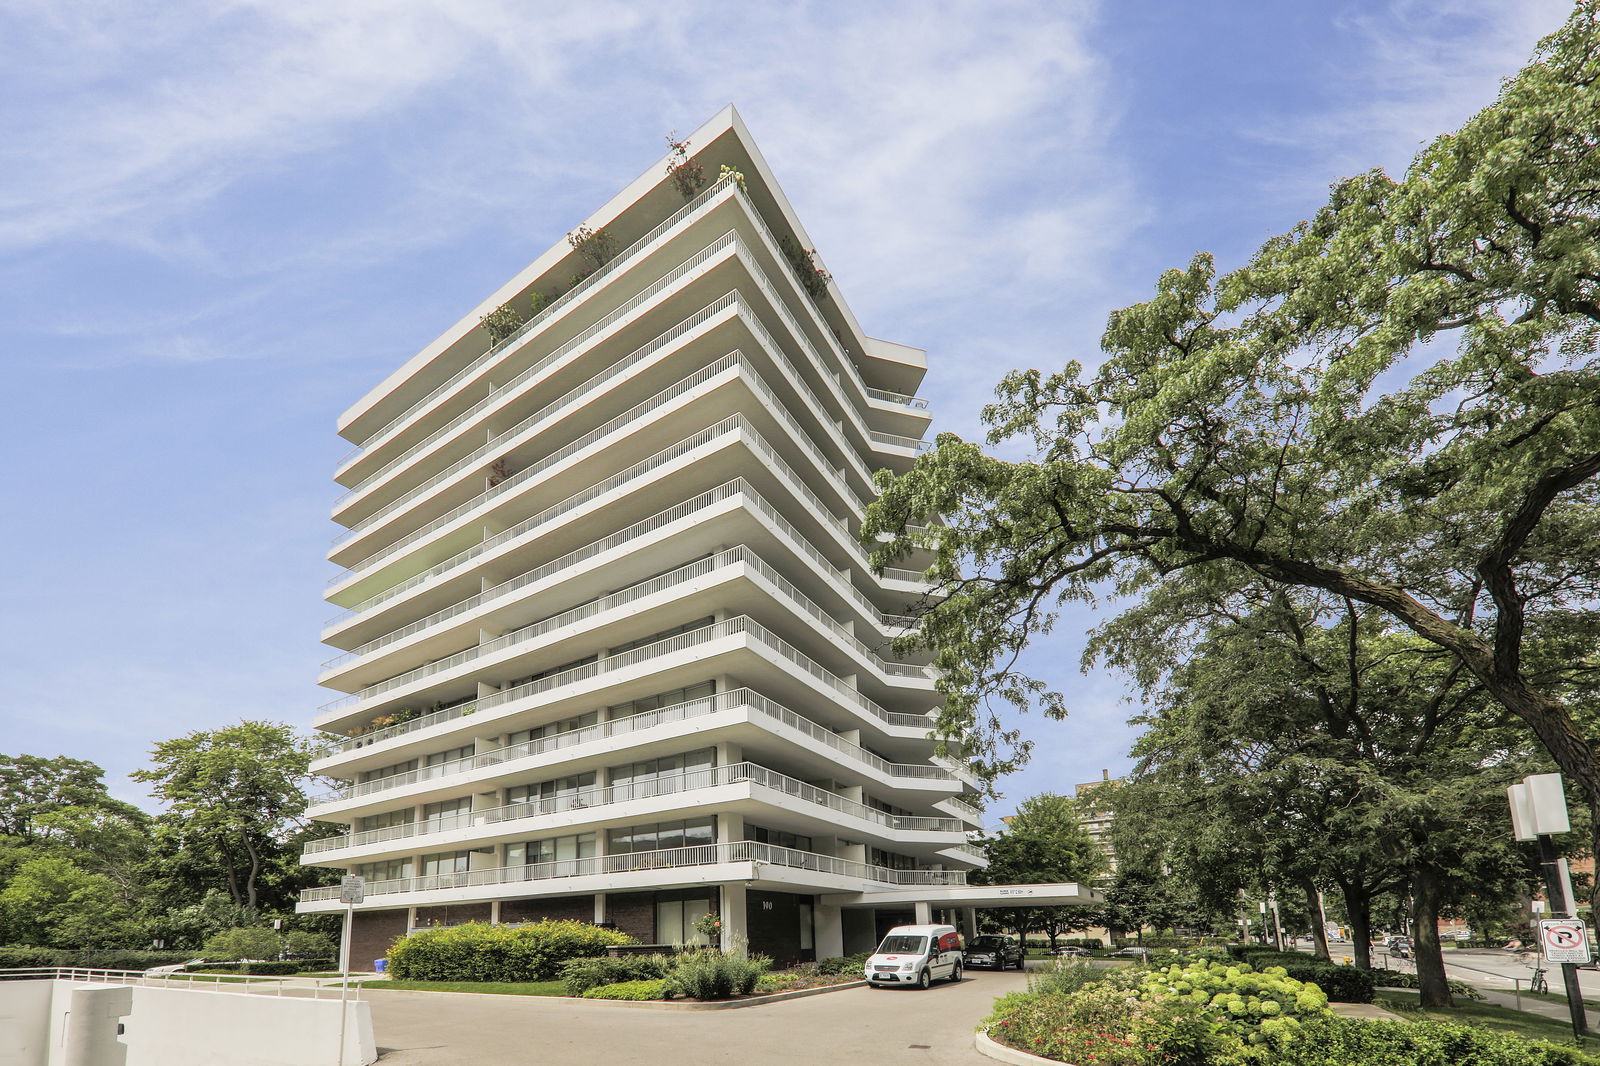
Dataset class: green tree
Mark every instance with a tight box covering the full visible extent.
[974,793,1107,950]
[0,855,136,948]
[202,925,282,962]
[132,721,320,911]
[864,7,1600,903]
[0,754,137,845]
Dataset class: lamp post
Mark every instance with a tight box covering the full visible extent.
[1508,773,1590,1038]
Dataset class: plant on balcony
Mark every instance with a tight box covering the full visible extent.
[777,233,831,301]
[346,707,425,739]
[566,224,619,283]
[480,303,524,346]
[664,132,705,201]
[718,164,747,192]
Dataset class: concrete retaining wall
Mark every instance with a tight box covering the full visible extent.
[0,979,376,1066]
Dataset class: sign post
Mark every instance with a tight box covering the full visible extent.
[337,875,364,1066]
[1509,774,1589,1038]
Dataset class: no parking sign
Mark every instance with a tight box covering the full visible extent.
[1540,919,1593,964]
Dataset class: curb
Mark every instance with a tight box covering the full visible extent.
[974,1029,1060,1066]
[366,979,866,1010]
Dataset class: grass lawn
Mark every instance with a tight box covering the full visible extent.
[1523,988,1600,1011]
[1376,990,1596,1047]
[360,979,569,997]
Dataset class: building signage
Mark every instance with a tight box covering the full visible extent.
[339,875,365,905]
[1539,919,1592,964]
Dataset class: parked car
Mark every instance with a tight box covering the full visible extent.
[965,935,1026,971]
[865,925,964,989]
[1052,946,1094,958]
[1442,929,1474,942]
[1108,946,1153,960]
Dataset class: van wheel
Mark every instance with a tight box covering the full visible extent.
[917,969,931,990]
[949,961,963,983]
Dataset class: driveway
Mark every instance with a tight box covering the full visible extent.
[368,969,1031,1066]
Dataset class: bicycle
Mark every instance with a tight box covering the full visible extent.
[1529,958,1550,994]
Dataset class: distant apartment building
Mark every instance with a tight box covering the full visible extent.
[1075,770,1118,872]
[294,108,991,965]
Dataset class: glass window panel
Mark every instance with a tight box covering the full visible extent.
[684,818,715,847]
[658,901,684,946]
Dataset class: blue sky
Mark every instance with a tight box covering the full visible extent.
[0,0,1571,815]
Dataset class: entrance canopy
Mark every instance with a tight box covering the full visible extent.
[820,882,1101,910]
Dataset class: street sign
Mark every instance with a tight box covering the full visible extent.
[1540,919,1592,964]
[339,875,365,904]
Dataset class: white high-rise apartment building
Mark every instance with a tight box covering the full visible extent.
[297,108,984,965]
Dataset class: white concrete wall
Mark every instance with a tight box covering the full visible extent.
[2,981,375,1066]
[0,979,55,1066]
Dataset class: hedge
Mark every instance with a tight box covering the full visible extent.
[561,954,673,996]
[1278,1016,1600,1066]
[1221,947,1375,1003]
[386,920,634,981]
[582,979,670,1000]
[0,947,194,971]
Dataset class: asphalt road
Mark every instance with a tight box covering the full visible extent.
[1370,945,1600,996]
[366,968,1032,1066]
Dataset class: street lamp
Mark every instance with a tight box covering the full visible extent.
[1507,773,1590,1038]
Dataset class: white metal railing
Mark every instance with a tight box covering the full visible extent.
[0,968,361,1000]
[943,796,984,821]
[866,386,929,410]
[315,616,931,757]
[337,173,746,473]
[321,543,930,713]
[300,839,965,902]
[333,289,741,538]
[331,315,743,578]
[869,430,932,453]
[307,761,963,850]
[312,688,951,800]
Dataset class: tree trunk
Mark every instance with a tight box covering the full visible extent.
[1412,869,1453,1008]
[1303,880,1330,960]
[1340,883,1373,970]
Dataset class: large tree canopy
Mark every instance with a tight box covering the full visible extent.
[866,8,1600,894]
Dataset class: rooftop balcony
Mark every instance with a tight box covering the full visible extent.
[304,760,965,862]
[300,839,966,904]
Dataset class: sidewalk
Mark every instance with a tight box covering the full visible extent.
[1475,986,1600,1030]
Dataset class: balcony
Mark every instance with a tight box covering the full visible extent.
[312,615,933,757]
[300,839,966,903]
[314,686,950,789]
[304,760,965,857]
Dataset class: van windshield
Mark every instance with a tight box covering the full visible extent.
[877,935,927,955]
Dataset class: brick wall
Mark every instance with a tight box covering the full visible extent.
[413,902,491,928]
[350,909,410,970]
[606,891,656,943]
[500,895,593,924]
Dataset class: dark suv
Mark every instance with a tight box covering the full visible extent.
[965,935,1026,970]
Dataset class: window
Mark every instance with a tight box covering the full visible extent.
[422,797,472,830]
[424,745,473,768]
[358,808,413,832]
[360,758,416,784]
[607,817,716,854]
[608,680,716,718]
[798,901,814,951]
[505,654,599,690]
[507,772,596,807]
[605,617,715,657]
[420,850,470,876]
[507,833,595,867]
[657,897,713,946]
[870,847,916,871]
[357,858,412,882]
[747,824,813,851]
[609,748,716,798]
[507,711,598,748]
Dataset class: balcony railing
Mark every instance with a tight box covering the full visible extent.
[306,760,964,851]
[300,839,966,902]
[321,542,930,714]
[314,615,932,757]
[869,430,932,453]
[866,387,930,410]
[314,687,952,795]
[337,173,747,473]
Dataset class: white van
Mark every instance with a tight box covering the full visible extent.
[864,924,963,989]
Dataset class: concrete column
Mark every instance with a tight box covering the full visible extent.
[962,907,980,941]
[914,901,933,925]
[714,741,742,769]
[838,839,867,864]
[717,812,744,844]
[721,883,749,954]
[476,681,501,700]
[839,728,861,745]
[594,892,608,925]
[490,901,501,924]
[839,784,865,804]
[815,904,845,959]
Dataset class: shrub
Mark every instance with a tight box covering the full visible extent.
[0,947,194,971]
[985,986,1152,1065]
[387,920,634,982]
[1369,966,1484,1000]
[202,926,281,962]
[1027,957,1105,997]
[283,931,334,959]
[1215,949,1375,1003]
[582,979,669,1001]
[560,954,673,997]
[667,950,770,1000]
[1278,1016,1600,1066]
[815,953,870,975]
[1130,958,1333,1056]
